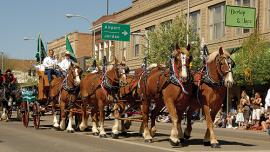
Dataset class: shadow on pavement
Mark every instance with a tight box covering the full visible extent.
[187,138,255,147]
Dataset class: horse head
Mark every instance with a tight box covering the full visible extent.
[172,43,192,82]
[67,63,82,87]
[207,47,235,88]
[106,57,128,87]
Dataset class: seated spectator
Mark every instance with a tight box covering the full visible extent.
[226,112,233,128]
[214,108,223,128]
[261,112,270,133]
[236,107,244,129]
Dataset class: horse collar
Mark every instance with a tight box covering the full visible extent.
[201,64,223,87]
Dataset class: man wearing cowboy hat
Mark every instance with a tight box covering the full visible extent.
[43,50,59,82]
[2,69,17,87]
[58,51,72,73]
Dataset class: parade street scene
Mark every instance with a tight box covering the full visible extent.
[0,0,269,152]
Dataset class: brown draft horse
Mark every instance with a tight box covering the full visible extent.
[58,65,81,132]
[184,47,234,148]
[111,68,144,138]
[79,58,127,137]
[140,44,192,146]
[49,65,81,130]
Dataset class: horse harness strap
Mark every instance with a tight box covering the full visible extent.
[200,64,223,87]
[169,57,189,94]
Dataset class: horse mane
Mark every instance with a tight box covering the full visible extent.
[207,50,230,63]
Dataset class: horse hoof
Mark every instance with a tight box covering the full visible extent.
[120,131,128,136]
[93,132,99,136]
[180,138,187,144]
[203,141,211,146]
[184,133,190,139]
[211,143,221,148]
[99,134,107,138]
[111,133,119,139]
[52,126,60,131]
[169,139,180,147]
[67,130,75,133]
[144,139,152,143]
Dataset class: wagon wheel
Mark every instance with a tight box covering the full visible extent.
[21,101,29,128]
[16,106,22,121]
[32,102,41,129]
[7,106,12,119]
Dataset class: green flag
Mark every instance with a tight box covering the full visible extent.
[35,34,47,63]
[66,35,77,62]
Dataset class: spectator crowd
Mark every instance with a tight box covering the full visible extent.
[213,87,270,136]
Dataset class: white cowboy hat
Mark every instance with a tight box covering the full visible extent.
[65,51,71,55]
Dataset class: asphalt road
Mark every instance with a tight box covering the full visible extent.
[0,114,269,152]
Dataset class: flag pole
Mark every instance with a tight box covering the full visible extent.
[39,34,42,64]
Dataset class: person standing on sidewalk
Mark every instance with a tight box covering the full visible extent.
[265,87,270,113]
[252,92,262,127]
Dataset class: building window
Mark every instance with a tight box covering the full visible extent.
[209,3,225,40]
[235,0,255,34]
[268,1,270,27]
[161,20,172,31]
[145,25,155,49]
[133,31,140,57]
[121,41,127,59]
[190,11,201,39]
[145,25,155,33]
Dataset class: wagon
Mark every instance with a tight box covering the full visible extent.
[20,85,40,129]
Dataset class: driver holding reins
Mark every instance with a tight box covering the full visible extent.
[2,69,17,88]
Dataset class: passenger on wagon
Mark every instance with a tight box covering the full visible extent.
[58,51,72,75]
[42,50,60,82]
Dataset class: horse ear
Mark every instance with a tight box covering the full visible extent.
[172,50,178,57]
[186,44,191,52]
[219,47,224,55]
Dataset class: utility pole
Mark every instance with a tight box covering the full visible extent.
[1,51,3,72]
[107,0,109,15]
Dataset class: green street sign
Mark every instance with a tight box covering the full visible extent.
[102,23,130,42]
[225,5,256,28]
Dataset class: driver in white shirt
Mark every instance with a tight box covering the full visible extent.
[43,50,60,82]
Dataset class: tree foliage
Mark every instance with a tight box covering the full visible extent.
[233,30,270,85]
[147,15,201,68]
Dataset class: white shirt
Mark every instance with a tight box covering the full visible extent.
[58,58,71,71]
[265,89,270,108]
[42,56,58,69]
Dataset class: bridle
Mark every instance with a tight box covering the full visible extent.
[215,55,233,79]
[202,55,234,86]
[63,66,80,93]
[101,64,126,94]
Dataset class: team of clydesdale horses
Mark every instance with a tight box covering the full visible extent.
[46,43,235,148]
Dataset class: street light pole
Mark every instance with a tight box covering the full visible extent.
[186,0,190,45]
[65,14,95,58]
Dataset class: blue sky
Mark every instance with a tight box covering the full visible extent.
[0,0,132,59]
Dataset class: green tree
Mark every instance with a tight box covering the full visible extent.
[147,15,200,69]
[233,30,270,85]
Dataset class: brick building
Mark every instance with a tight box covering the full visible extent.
[48,32,92,70]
